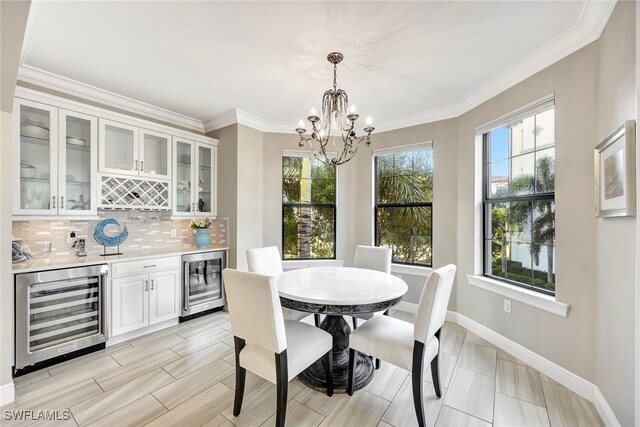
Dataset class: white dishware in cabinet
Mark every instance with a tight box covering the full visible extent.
[173,137,216,217]
[59,109,98,215]
[98,119,171,180]
[13,98,98,217]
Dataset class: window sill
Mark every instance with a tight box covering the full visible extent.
[282,259,345,271]
[391,264,433,277]
[466,274,569,318]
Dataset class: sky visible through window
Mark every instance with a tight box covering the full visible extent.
[490,127,509,176]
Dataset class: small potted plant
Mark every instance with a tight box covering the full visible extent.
[190,218,213,249]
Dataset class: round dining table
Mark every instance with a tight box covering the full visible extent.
[275,266,408,393]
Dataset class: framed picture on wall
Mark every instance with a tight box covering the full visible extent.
[595,120,636,217]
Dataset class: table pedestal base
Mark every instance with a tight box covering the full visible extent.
[298,315,374,393]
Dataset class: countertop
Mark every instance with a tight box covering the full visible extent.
[11,246,229,274]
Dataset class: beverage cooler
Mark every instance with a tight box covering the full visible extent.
[14,264,109,375]
[181,250,226,319]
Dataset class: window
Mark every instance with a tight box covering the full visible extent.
[483,102,555,294]
[374,143,433,266]
[282,154,336,259]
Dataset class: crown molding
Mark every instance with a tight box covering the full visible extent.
[17,65,205,132]
[204,0,616,135]
[19,0,615,137]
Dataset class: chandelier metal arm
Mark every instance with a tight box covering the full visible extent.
[295,52,374,166]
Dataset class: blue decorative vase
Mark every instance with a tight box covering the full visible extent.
[193,228,211,249]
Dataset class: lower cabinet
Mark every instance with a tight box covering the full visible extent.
[111,258,180,337]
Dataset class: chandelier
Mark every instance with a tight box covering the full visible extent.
[295,52,374,166]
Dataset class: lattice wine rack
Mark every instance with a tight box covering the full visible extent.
[99,175,170,210]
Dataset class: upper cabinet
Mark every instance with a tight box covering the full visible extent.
[173,137,216,217]
[13,88,217,219]
[14,98,98,217]
[98,119,171,181]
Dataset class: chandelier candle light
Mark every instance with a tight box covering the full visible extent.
[295,52,374,166]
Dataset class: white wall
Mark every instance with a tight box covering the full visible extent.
[235,125,264,270]
[0,0,31,399]
[594,2,636,425]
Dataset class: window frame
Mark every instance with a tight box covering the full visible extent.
[481,100,556,296]
[373,142,434,268]
[281,151,337,261]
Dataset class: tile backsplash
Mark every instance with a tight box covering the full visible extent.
[13,211,227,259]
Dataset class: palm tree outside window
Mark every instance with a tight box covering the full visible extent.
[374,143,433,267]
[282,154,336,259]
[483,105,556,295]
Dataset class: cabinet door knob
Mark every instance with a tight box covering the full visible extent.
[140,161,144,172]
[52,196,56,209]
[145,279,148,291]
[60,196,64,208]
[151,279,154,290]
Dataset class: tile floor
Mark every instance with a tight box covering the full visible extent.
[2,310,604,426]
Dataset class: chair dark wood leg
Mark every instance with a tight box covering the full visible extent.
[314,314,321,327]
[347,348,357,395]
[233,336,246,417]
[352,317,357,330]
[324,350,334,396]
[275,350,289,427]
[431,328,442,398]
[412,340,426,427]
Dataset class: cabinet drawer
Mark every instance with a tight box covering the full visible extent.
[112,256,180,278]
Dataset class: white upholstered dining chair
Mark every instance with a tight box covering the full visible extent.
[347,264,457,427]
[246,246,320,327]
[351,245,393,328]
[223,269,333,427]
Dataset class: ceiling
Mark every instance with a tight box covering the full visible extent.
[19,1,615,133]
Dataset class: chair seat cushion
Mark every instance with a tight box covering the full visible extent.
[282,308,311,322]
[239,320,332,383]
[353,311,384,321]
[349,315,438,371]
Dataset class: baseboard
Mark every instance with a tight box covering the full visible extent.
[592,386,622,427]
[393,306,620,426]
[0,382,15,406]
[396,301,418,314]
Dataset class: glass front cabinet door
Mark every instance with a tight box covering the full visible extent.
[98,119,171,181]
[13,99,98,217]
[98,119,139,176]
[59,109,98,215]
[173,137,216,217]
[139,129,171,180]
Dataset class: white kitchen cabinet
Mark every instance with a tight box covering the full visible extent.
[110,257,180,337]
[111,274,149,336]
[13,98,98,217]
[173,137,216,217]
[99,119,171,180]
[149,270,180,325]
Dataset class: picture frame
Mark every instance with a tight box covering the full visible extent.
[595,120,636,217]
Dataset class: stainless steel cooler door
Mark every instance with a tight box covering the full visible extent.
[15,264,108,370]
[182,251,225,314]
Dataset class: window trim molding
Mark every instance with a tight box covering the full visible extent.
[475,93,555,135]
[281,153,337,260]
[373,141,434,267]
[467,274,569,317]
[480,101,556,295]
[391,263,433,277]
